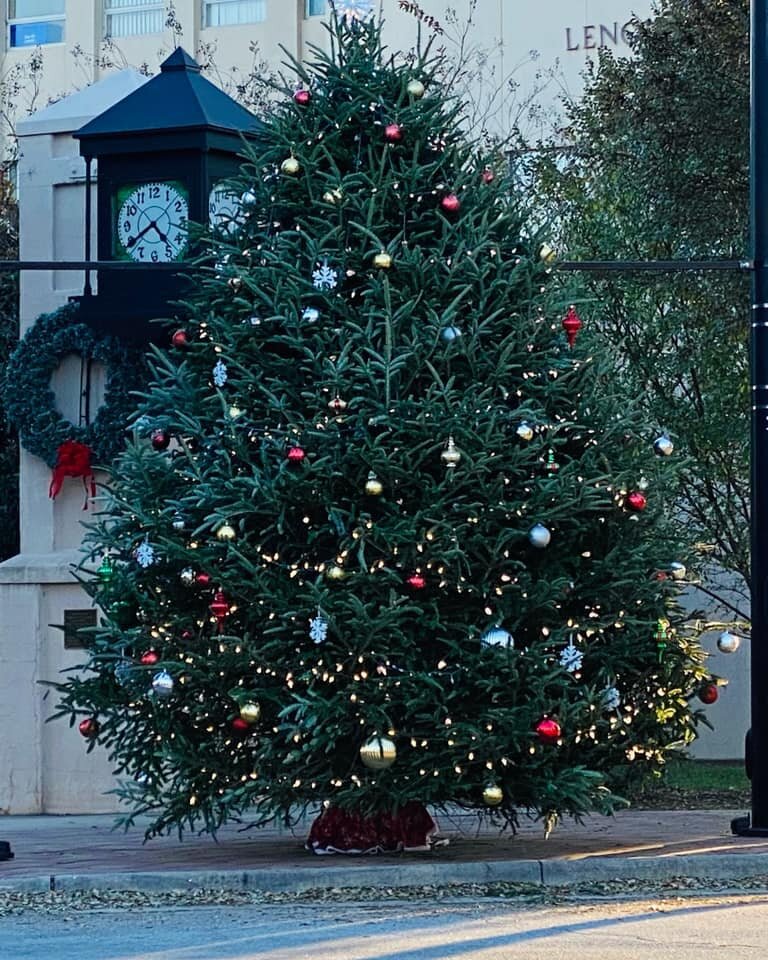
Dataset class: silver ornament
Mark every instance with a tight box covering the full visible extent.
[669,562,687,581]
[654,435,674,457]
[151,669,174,698]
[516,421,534,441]
[171,512,186,531]
[528,523,551,548]
[481,625,514,648]
[302,307,320,323]
[441,325,462,341]
[717,630,740,654]
[180,567,196,586]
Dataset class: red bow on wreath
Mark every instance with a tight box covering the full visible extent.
[49,440,97,509]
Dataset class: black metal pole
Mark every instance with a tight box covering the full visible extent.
[733,0,768,836]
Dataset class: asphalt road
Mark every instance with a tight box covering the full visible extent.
[4,896,768,959]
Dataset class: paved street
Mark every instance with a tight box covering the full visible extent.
[4,895,768,960]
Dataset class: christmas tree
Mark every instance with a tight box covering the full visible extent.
[54,7,709,847]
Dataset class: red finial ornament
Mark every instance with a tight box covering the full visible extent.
[209,589,231,632]
[232,717,251,733]
[384,123,403,143]
[140,650,160,666]
[406,573,426,590]
[626,491,647,512]
[171,329,188,347]
[287,445,306,463]
[78,717,100,739]
[698,683,719,705]
[440,193,461,214]
[293,88,311,105]
[196,572,212,587]
[481,168,495,184]
[535,717,561,744]
[562,305,582,348]
[151,429,170,451]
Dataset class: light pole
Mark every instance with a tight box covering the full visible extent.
[732,0,768,836]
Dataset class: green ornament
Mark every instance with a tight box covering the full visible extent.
[654,618,669,663]
[97,556,115,583]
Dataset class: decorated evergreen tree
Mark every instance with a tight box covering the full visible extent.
[54,7,710,848]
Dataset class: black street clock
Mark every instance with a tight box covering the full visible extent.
[73,48,263,343]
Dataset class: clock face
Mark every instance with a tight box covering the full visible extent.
[115,181,189,263]
[208,183,243,235]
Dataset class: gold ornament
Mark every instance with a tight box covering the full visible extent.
[359,736,397,770]
[323,188,343,204]
[216,523,236,542]
[239,701,261,724]
[373,250,392,269]
[326,563,346,581]
[407,78,425,98]
[483,784,504,807]
[365,471,383,496]
[281,156,300,175]
[441,436,462,469]
[539,243,557,264]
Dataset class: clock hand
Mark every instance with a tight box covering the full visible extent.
[126,221,157,248]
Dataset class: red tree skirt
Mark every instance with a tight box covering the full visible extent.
[306,801,437,855]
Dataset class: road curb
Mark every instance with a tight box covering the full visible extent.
[1,855,767,895]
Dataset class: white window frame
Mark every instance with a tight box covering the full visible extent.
[104,1,165,39]
[203,0,267,29]
[7,0,65,49]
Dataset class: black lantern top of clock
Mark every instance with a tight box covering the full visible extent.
[73,48,263,342]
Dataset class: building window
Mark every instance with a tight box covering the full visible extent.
[105,1,164,38]
[8,0,65,48]
[305,0,326,16]
[203,0,266,27]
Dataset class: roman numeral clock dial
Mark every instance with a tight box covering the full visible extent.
[115,181,189,262]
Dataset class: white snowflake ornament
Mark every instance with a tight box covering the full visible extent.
[338,0,374,20]
[312,259,338,291]
[212,358,228,387]
[559,638,583,673]
[135,537,156,568]
[309,613,329,644]
[601,686,621,711]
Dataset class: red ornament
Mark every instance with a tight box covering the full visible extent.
[384,123,403,143]
[140,650,160,666]
[562,305,582,348]
[150,429,170,451]
[78,717,100,739]
[171,329,188,347]
[626,491,647,512]
[196,572,212,587]
[698,683,719,705]
[440,193,461,214]
[180,630,194,642]
[481,168,495,184]
[293,88,311,105]
[535,717,561,744]
[406,573,426,590]
[209,589,231,632]
[49,439,96,507]
[232,717,251,734]
[287,446,306,464]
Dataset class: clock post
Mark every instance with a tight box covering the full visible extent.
[73,48,263,343]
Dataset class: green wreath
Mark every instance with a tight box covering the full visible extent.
[2,302,146,468]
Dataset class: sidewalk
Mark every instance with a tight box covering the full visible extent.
[1,808,767,895]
